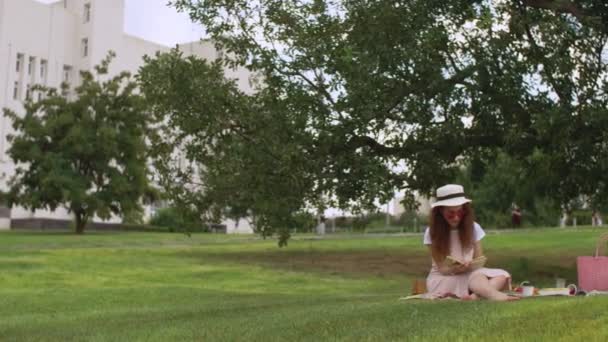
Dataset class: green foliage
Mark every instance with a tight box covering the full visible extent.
[3,52,151,234]
[351,215,373,232]
[149,0,608,243]
[326,211,428,233]
[148,206,206,233]
[526,196,563,227]
[569,210,593,226]
[395,210,429,232]
[331,216,354,231]
[291,211,316,233]
[457,151,562,228]
[122,208,144,225]
[139,49,318,246]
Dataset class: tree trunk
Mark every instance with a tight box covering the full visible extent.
[74,212,88,234]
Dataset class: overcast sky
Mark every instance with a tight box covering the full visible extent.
[35,0,205,46]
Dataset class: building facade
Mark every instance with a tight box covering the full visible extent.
[0,0,254,233]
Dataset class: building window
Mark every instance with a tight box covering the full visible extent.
[26,85,31,101]
[16,53,24,72]
[83,3,91,23]
[40,59,48,81]
[28,57,35,76]
[82,38,88,57]
[13,81,19,100]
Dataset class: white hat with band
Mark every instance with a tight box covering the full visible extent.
[431,184,471,208]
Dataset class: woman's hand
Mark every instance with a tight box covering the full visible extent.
[452,261,471,274]
[439,261,471,275]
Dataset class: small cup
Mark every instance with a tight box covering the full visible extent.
[522,285,535,297]
[555,278,566,288]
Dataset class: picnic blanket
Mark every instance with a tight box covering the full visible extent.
[399,288,608,300]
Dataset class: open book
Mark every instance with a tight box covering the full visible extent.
[444,255,487,270]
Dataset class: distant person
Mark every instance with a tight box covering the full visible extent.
[511,206,522,228]
[422,184,519,301]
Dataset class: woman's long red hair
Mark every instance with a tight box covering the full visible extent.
[429,203,475,262]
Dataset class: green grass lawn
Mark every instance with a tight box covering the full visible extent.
[1,227,608,341]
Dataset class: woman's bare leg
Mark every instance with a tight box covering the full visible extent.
[488,275,508,291]
[469,274,519,301]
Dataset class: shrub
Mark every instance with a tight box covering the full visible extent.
[149,207,207,232]
[292,212,316,233]
[395,211,429,232]
[122,209,144,225]
[352,214,375,232]
[569,210,592,226]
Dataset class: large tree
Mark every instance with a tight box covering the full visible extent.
[3,53,151,233]
[142,0,608,243]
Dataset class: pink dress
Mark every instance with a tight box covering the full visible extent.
[423,224,511,299]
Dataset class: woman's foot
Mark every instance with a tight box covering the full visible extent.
[487,292,520,301]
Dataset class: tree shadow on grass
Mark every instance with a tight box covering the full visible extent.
[176,247,583,287]
[175,248,431,279]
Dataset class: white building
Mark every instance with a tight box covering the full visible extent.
[0,0,254,233]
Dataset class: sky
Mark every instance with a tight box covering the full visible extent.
[35,0,206,46]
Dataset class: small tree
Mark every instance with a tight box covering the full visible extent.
[3,52,151,234]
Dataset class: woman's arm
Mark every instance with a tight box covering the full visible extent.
[428,246,464,275]
[448,242,484,273]
[473,241,484,259]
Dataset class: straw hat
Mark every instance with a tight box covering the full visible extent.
[431,184,472,208]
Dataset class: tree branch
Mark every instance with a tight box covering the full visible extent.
[518,2,572,106]
[522,0,585,19]
[383,64,477,118]
[522,0,605,32]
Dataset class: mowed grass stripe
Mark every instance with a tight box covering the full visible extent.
[0,228,607,341]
